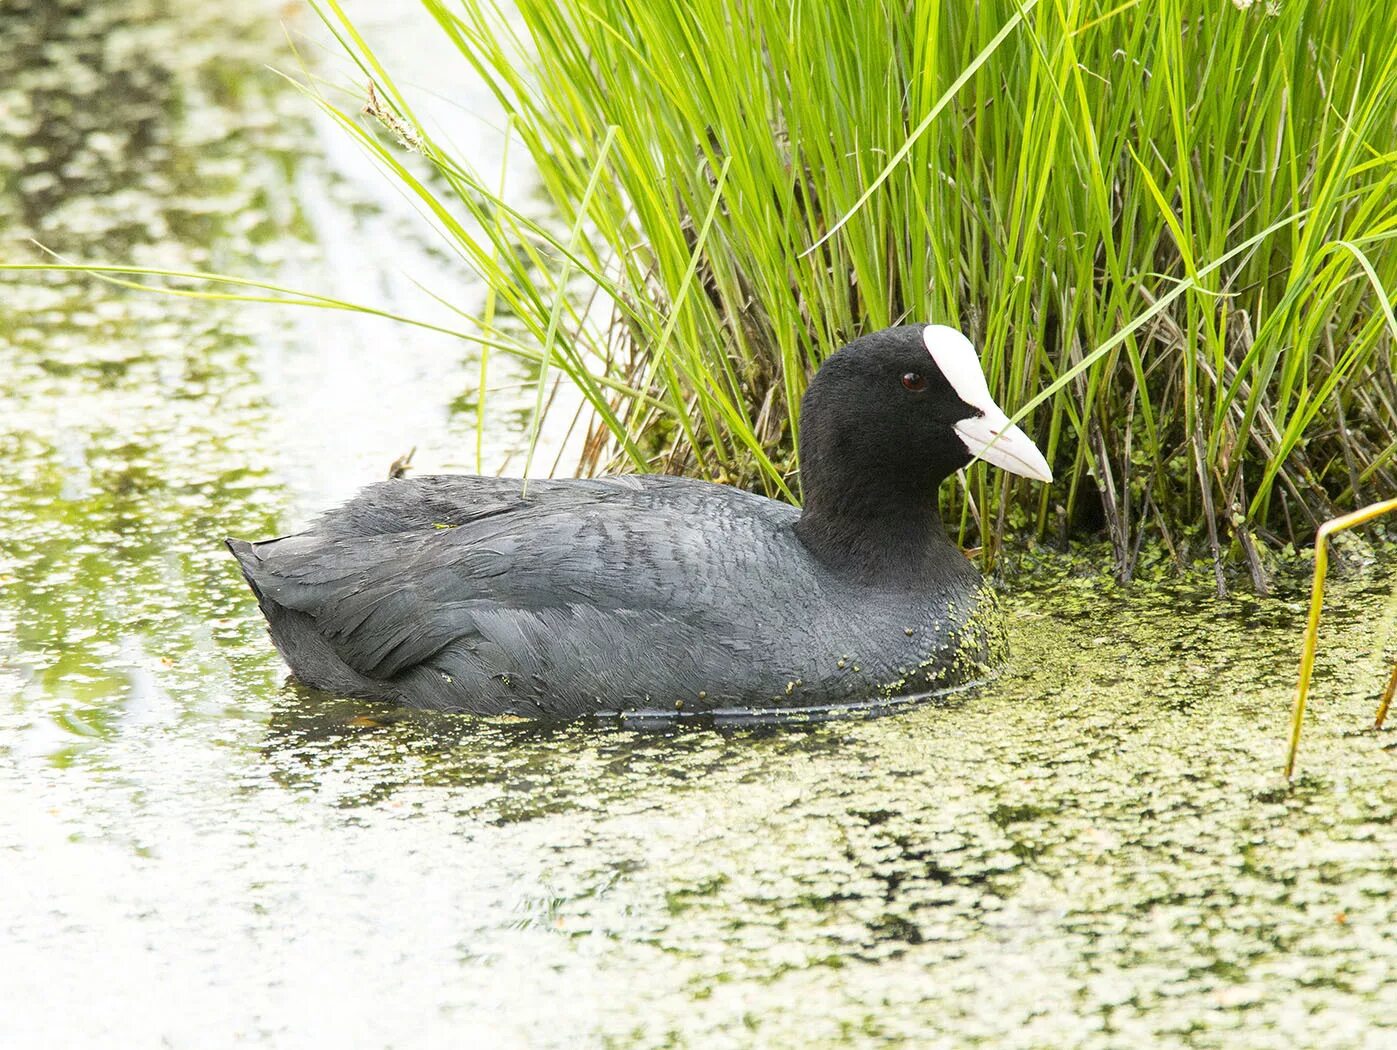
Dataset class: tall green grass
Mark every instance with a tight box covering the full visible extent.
[17,0,1396,589]
[314,0,1397,588]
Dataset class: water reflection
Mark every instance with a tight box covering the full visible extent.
[262,683,885,814]
[1,0,307,257]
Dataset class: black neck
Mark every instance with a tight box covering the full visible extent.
[794,465,959,583]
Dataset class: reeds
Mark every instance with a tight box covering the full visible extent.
[17,0,1396,587]
[318,0,1397,587]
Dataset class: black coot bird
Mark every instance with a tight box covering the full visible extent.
[228,325,1051,721]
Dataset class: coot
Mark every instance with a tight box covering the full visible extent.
[228,324,1051,720]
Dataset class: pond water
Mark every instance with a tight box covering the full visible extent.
[2,3,1396,1048]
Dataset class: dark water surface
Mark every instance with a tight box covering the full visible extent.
[3,3,1396,1048]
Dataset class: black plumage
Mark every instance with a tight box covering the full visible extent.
[228,324,1051,719]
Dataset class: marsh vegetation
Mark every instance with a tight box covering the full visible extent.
[313,0,1397,594]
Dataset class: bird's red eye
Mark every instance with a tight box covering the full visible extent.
[901,372,927,391]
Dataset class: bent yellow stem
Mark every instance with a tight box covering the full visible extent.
[1284,496,1397,779]
[1376,662,1397,731]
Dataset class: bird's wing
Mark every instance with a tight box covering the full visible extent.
[232,476,784,683]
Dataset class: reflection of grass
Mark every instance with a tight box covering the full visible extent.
[1284,496,1397,778]
[0,303,289,736]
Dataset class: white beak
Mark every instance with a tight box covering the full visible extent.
[922,324,1053,483]
[953,410,1053,482]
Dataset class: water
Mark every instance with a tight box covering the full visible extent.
[3,3,1396,1047]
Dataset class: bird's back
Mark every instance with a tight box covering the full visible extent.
[228,474,998,717]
